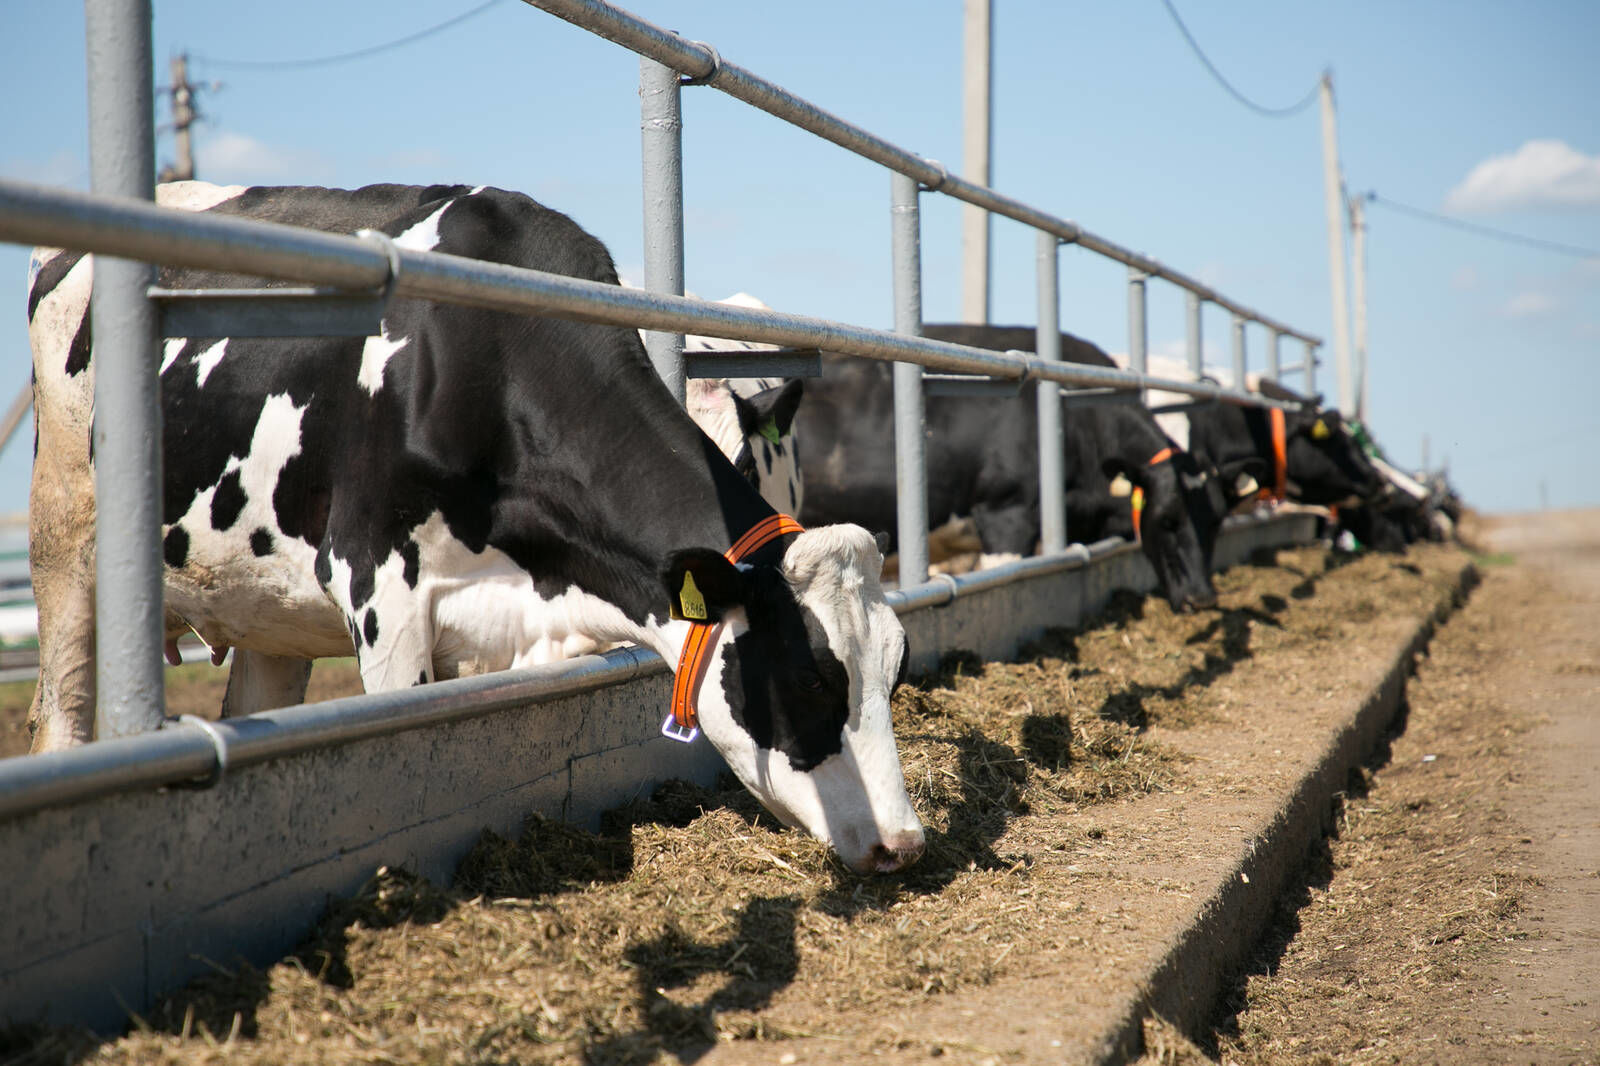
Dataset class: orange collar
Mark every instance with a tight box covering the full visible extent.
[664,513,804,742]
[1269,408,1288,501]
[1130,448,1178,542]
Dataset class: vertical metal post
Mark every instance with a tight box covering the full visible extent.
[961,0,992,324]
[1231,315,1247,390]
[85,0,165,738]
[1349,193,1370,422]
[891,172,929,587]
[1320,72,1354,413]
[640,57,686,403]
[1265,328,1281,381]
[1127,269,1148,377]
[1303,340,1318,396]
[1185,291,1203,379]
[1036,233,1065,554]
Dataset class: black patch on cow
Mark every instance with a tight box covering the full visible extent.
[400,540,420,588]
[415,670,430,686]
[760,441,773,476]
[718,571,849,771]
[163,525,189,569]
[362,608,379,647]
[249,528,274,557]
[210,470,247,531]
[64,312,92,378]
[27,251,85,323]
[314,545,332,587]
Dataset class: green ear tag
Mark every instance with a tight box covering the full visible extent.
[678,571,708,621]
[757,418,782,445]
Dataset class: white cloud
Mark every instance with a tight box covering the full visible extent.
[1445,139,1600,213]
[1500,290,1558,318]
[196,131,334,185]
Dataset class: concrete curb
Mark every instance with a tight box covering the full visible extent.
[1092,559,1483,1063]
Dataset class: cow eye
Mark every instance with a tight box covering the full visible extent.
[798,669,824,691]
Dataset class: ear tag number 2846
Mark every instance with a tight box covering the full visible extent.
[678,571,708,621]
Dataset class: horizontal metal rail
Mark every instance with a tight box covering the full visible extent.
[522,0,1322,346]
[0,180,1298,410]
[0,527,1158,822]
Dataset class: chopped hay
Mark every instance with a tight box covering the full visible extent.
[5,543,1479,1065]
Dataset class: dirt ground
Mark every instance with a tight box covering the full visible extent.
[3,521,1592,1065]
[1157,509,1598,1066]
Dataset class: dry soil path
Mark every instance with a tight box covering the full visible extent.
[1197,510,1599,1065]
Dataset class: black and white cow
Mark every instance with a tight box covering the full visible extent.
[1129,357,1387,513]
[26,181,923,873]
[796,324,1225,612]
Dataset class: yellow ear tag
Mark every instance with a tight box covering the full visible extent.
[678,571,708,621]
[1311,419,1331,440]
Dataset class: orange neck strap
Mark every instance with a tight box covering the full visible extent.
[664,514,804,742]
[1269,408,1288,501]
[1131,448,1178,541]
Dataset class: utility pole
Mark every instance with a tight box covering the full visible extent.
[159,53,197,183]
[1349,191,1369,423]
[961,0,992,323]
[1319,71,1354,415]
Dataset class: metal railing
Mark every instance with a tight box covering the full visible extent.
[0,0,1327,749]
[517,0,1325,580]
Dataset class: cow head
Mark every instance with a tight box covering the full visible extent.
[686,377,805,515]
[1105,453,1220,613]
[1284,408,1386,505]
[661,524,924,873]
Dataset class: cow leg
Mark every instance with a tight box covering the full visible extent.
[27,428,99,753]
[222,650,313,717]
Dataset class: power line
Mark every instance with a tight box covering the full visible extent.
[195,0,505,71]
[1156,0,1321,118]
[1364,192,1600,260]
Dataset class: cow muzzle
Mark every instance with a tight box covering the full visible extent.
[857,827,927,874]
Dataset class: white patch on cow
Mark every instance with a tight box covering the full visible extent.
[162,392,347,658]
[394,200,452,252]
[468,185,488,196]
[358,323,409,396]
[155,180,247,213]
[1109,473,1134,498]
[161,337,188,376]
[327,512,655,687]
[193,339,228,388]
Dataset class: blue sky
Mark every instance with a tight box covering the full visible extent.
[2,0,1596,517]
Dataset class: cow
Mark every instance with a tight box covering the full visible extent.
[26,181,924,874]
[1110,354,1386,514]
[679,293,805,517]
[795,324,1225,613]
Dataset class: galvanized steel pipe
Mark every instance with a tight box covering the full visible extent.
[890,173,930,587]
[0,181,1298,409]
[1036,232,1065,553]
[1266,327,1281,380]
[519,0,1321,345]
[85,0,165,739]
[640,56,686,403]
[1232,315,1247,389]
[1186,291,1204,379]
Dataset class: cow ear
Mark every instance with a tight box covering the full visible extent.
[872,530,891,556]
[661,549,748,622]
[1101,456,1144,488]
[1220,457,1271,500]
[733,379,805,443]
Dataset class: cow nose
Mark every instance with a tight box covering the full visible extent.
[866,830,926,874]
[1184,588,1219,612]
